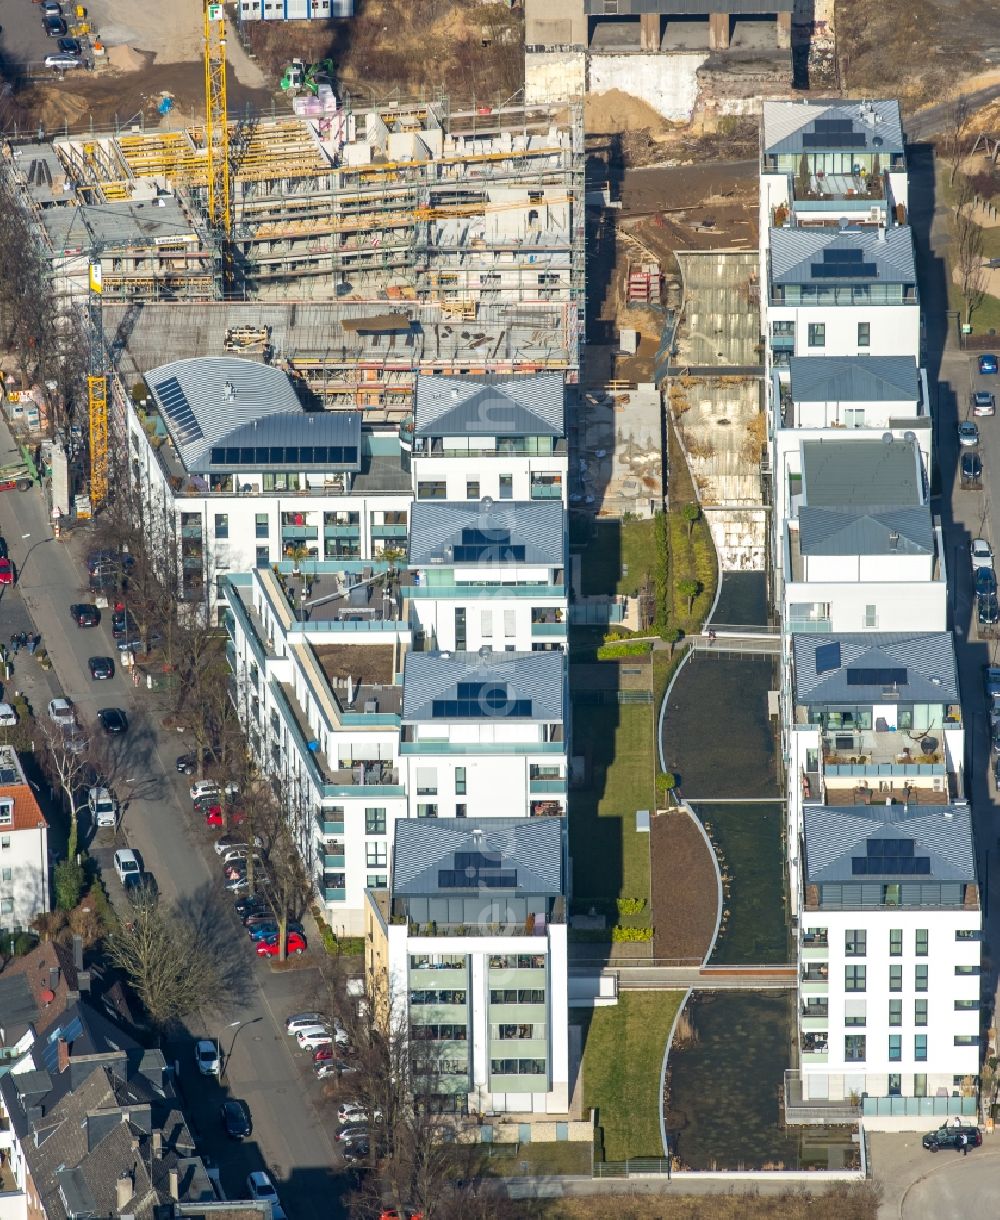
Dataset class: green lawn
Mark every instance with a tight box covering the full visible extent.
[569,701,653,909]
[574,518,658,599]
[480,1142,592,1177]
[581,991,684,1161]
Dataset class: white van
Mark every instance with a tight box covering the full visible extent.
[88,786,117,828]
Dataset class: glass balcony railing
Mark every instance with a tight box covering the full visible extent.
[324,886,346,902]
[531,622,566,637]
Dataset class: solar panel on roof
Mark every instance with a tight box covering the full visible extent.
[845,667,907,686]
[814,118,855,132]
[811,263,878,278]
[801,131,867,148]
[823,249,864,263]
[852,855,930,875]
[155,375,204,445]
[815,641,841,674]
[438,851,518,889]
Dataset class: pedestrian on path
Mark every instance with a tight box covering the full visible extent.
[960,1131,968,1155]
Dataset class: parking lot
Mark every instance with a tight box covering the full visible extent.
[0,0,91,77]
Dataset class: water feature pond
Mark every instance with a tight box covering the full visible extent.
[665,992,858,1171]
[697,801,790,965]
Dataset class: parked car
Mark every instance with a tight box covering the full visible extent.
[195,1039,221,1076]
[47,697,75,726]
[42,2,63,15]
[222,846,258,865]
[336,1123,369,1144]
[978,567,999,598]
[295,1025,334,1050]
[190,779,221,802]
[972,391,997,416]
[88,786,117,829]
[286,1011,330,1035]
[215,836,253,856]
[958,420,980,447]
[257,931,306,956]
[111,609,137,639]
[961,451,983,483]
[922,1125,982,1152]
[312,1044,334,1063]
[113,849,141,885]
[979,354,998,375]
[45,52,82,69]
[342,1138,370,1163]
[0,558,15,586]
[208,806,246,829]
[176,749,215,775]
[979,592,1000,627]
[249,920,305,944]
[235,895,270,921]
[98,707,128,735]
[58,36,82,54]
[339,1102,382,1123]
[221,1099,253,1140]
[315,1062,339,1079]
[123,872,158,901]
[62,726,88,755]
[0,704,17,728]
[88,655,115,681]
[70,603,100,627]
[44,15,68,37]
[971,538,994,571]
[245,1173,287,1220]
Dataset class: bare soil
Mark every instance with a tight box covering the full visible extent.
[650,808,718,962]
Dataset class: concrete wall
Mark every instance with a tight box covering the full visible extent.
[525,52,587,103]
[525,0,587,47]
[589,53,709,122]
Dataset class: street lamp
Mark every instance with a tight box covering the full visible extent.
[221,1015,261,1078]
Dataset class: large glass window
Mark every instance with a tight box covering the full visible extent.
[808,323,826,348]
[889,1000,902,1027]
[889,965,902,992]
[845,965,866,992]
[915,965,928,991]
[915,1000,928,1025]
[888,1035,902,1062]
[845,1035,866,1062]
[365,807,386,835]
[914,1035,927,1062]
[845,930,866,956]
[889,929,902,956]
[915,929,929,955]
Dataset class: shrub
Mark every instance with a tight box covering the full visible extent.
[11,931,37,956]
[617,897,647,916]
[611,925,654,942]
[596,640,651,660]
[54,859,85,911]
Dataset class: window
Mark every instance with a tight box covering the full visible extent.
[499,474,513,500]
[955,965,980,976]
[480,610,493,638]
[889,1000,902,1026]
[844,407,867,428]
[864,604,878,627]
[0,868,10,883]
[214,513,229,539]
[858,321,871,346]
[888,1035,902,1062]
[845,965,866,992]
[255,513,269,538]
[255,546,270,566]
[845,930,866,956]
[367,874,388,889]
[417,481,446,500]
[916,928,929,954]
[0,803,11,828]
[915,965,928,991]
[366,842,387,868]
[0,899,12,915]
[954,999,978,1011]
[772,320,794,336]
[844,1001,866,1027]
[914,1074,927,1098]
[808,322,826,348]
[955,929,979,941]
[1,837,9,851]
[845,1035,866,1062]
[915,999,928,1025]
[416,768,438,796]
[490,989,545,1004]
[504,609,516,638]
[955,1035,979,1047]
[417,804,438,818]
[466,481,480,500]
[456,804,467,818]
[889,965,902,992]
[889,929,902,956]
[455,767,467,795]
[914,1035,927,1062]
[365,808,386,835]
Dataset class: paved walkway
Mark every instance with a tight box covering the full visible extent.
[573,965,796,990]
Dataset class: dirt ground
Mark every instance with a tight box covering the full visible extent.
[650,808,718,962]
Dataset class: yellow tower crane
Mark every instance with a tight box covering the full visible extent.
[204,1,230,236]
[87,259,108,510]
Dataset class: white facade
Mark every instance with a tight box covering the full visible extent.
[0,751,50,931]
[767,300,920,366]
[239,0,352,20]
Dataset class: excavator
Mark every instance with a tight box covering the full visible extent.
[280,58,334,96]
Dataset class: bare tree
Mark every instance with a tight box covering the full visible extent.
[947,98,970,188]
[955,179,987,328]
[36,715,91,867]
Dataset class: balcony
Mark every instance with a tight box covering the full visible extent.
[317,815,345,836]
[405,582,566,600]
[531,621,566,638]
[800,966,829,995]
[800,1004,829,1031]
[800,934,829,961]
[529,778,567,794]
[281,525,320,542]
[326,763,404,798]
[372,523,408,539]
[489,1072,549,1093]
[801,1033,829,1065]
[323,885,346,902]
[530,481,563,500]
[324,852,346,869]
[414,438,567,458]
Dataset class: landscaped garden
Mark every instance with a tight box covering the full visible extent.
[581,991,684,1161]
[650,808,718,962]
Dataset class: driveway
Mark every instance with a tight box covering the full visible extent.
[0,424,346,1218]
[872,1131,1000,1218]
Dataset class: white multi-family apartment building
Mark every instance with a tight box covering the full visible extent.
[778,435,946,633]
[407,498,567,653]
[366,815,569,1117]
[0,747,49,930]
[410,374,569,506]
[126,357,412,615]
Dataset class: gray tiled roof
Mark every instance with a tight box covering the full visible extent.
[769,226,916,285]
[788,355,918,404]
[392,816,564,896]
[803,804,975,884]
[402,650,565,723]
[792,632,959,704]
[408,499,565,566]
[146,357,362,473]
[762,99,904,157]
[414,374,564,437]
[797,505,933,556]
[801,437,922,507]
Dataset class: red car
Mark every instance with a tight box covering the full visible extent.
[206,806,245,828]
[0,559,14,587]
[256,931,307,958]
[312,1044,333,1063]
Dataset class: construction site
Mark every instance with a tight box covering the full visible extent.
[1,100,586,423]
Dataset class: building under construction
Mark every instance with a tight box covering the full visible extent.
[1,102,586,420]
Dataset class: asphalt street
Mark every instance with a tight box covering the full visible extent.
[0,425,347,1218]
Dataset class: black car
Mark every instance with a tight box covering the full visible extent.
[235,894,270,920]
[111,610,137,640]
[88,656,115,680]
[176,749,215,775]
[58,36,82,54]
[342,1138,370,1163]
[98,707,128,735]
[220,1099,253,1140]
[70,603,100,628]
[977,567,998,598]
[123,872,158,901]
[979,592,1000,627]
[961,451,983,482]
[44,15,68,36]
[922,1125,982,1152]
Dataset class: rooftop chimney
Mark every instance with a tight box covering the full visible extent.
[152,1130,162,1159]
[57,1037,70,1074]
[168,1169,179,1201]
[49,966,59,992]
[115,1175,133,1211]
